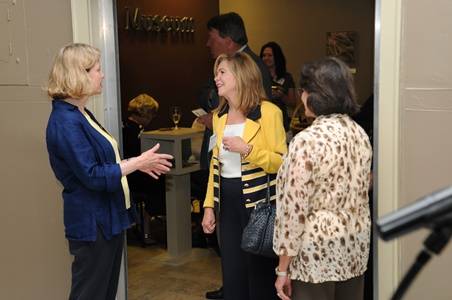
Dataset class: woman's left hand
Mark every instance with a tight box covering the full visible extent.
[222,136,248,154]
[138,144,173,179]
[272,86,285,98]
[275,275,292,300]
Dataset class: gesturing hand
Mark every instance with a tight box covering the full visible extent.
[139,143,173,179]
[197,113,213,130]
[222,136,247,154]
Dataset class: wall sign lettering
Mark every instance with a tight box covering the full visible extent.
[124,7,195,33]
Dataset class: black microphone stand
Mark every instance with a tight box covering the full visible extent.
[391,225,452,300]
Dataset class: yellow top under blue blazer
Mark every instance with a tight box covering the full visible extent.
[204,100,287,209]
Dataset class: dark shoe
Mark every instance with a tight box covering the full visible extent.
[205,286,223,299]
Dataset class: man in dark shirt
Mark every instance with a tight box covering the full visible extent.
[196,12,272,300]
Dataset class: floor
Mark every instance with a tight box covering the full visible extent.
[127,244,222,300]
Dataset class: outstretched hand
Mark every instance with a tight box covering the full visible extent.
[139,143,173,179]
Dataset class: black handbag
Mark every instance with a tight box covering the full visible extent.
[241,175,277,258]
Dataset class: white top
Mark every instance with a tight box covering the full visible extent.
[219,123,245,178]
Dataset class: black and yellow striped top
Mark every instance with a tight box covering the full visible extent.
[204,101,287,209]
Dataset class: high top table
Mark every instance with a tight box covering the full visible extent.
[141,127,203,264]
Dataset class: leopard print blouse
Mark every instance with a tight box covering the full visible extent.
[273,114,372,283]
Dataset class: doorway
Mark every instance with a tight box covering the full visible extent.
[72,0,380,299]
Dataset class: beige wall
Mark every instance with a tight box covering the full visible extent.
[0,0,73,299]
[220,0,374,104]
[378,0,452,299]
[399,0,452,299]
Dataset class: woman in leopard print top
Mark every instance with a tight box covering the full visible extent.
[273,57,372,300]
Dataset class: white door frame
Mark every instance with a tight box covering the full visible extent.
[375,0,402,299]
[70,1,127,299]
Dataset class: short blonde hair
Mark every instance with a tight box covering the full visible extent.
[47,43,101,100]
[214,52,267,115]
[128,94,159,117]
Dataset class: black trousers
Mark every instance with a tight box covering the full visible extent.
[68,228,124,300]
[220,177,278,300]
[291,275,364,300]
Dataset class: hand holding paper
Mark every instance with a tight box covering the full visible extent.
[192,108,208,117]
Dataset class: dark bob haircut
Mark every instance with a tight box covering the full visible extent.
[299,57,360,116]
[259,41,287,79]
[207,12,248,46]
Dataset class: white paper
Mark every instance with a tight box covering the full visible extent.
[208,134,217,152]
[192,108,208,117]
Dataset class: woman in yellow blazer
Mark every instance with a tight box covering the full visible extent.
[202,52,287,300]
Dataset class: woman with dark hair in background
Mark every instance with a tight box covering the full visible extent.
[260,41,296,133]
[273,57,372,300]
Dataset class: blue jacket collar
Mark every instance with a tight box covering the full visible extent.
[52,99,79,111]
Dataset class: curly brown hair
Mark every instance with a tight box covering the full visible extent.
[299,57,360,116]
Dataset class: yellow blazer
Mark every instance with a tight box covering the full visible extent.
[204,100,287,208]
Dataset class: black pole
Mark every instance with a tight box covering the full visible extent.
[391,228,452,300]
[391,250,431,300]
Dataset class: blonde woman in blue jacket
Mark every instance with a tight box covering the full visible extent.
[202,52,287,300]
[46,43,173,300]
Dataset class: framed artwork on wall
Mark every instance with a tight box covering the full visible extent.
[326,31,358,73]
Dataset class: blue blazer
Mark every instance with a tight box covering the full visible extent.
[46,100,132,241]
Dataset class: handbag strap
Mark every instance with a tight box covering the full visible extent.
[266,174,271,204]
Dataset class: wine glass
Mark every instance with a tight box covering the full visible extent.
[171,106,181,130]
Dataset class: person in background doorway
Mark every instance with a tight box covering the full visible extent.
[122,94,166,243]
[199,12,273,171]
[123,93,159,167]
[46,43,173,300]
[273,57,372,300]
[288,91,315,136]
[260,41,296,134]
[197,12,273,300]
[202,52,287,300]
